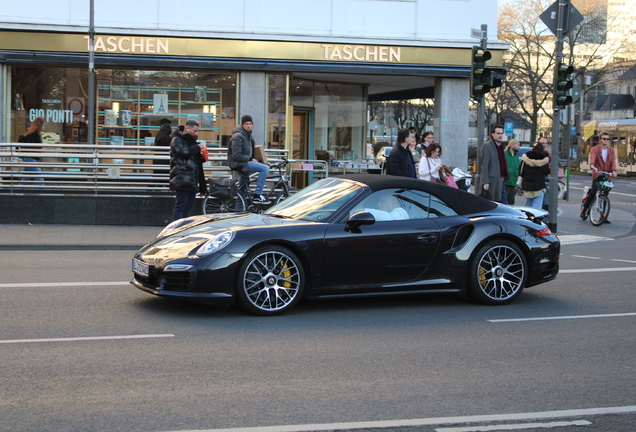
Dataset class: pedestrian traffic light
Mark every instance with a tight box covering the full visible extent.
[471,46,492,99]
[555,62,574,108]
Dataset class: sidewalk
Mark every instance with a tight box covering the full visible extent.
[0,202,633,250]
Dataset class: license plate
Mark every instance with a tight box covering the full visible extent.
[132,259,149,277]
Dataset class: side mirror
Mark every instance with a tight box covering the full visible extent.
[345,211,375,232]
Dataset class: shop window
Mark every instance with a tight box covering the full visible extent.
[267,74,288,149]
[314,82,366,161]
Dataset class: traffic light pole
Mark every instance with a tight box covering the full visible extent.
[475,24,487,193]
[548,0,568,233]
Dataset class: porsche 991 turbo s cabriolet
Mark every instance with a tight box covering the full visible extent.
[131,175,559,315]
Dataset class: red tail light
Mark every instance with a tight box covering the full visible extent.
[535,227,552,236]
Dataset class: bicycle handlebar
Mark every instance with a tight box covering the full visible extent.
[269,157,288,170]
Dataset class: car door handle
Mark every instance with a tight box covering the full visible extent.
[417,233,437,243]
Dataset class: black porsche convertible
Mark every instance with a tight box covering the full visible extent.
[131,174,559,315]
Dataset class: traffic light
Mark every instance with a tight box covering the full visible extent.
[490,68,507,90]
[471,46,492,99]
[555,62,574,108]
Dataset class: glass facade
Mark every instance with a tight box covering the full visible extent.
[290,78,367,160]
[8,66,237,147]
[267,74,288,149]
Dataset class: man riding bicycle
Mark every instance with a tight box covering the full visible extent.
[227,115,270,204]
[580,131,617,224]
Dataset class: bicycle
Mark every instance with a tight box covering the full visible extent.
[202,158,293,214]
[580,170,614,226]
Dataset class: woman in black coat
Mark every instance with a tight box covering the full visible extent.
[519,142,550,209]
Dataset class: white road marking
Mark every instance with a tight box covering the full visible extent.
[155,405,636,432]
[435,419,592,431]
[570,255,602,259]
[0,334,175,344]
[0,281,129,288]
[488,312,636,323]
[568,185,636,198]
[611,259,636,264]
[560,267,636,273]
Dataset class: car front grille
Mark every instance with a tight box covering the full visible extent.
[161,271,193,292]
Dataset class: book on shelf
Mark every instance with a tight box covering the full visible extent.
[153,94,169,115]
[201,112,214,128]
[119,110,132,126]
[194,86,207,103]
[111,86,128,100]
[104,110,117,126]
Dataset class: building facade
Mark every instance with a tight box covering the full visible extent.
[1,0,505,171]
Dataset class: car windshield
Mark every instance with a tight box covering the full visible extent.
[264,178,364,222]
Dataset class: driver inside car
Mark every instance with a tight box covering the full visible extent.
[355,191,409,221]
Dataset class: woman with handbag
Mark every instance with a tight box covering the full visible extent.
[419,143,446,184]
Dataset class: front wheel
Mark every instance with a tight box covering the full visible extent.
[468,239,527,305]
[589,194,610,226]
[202,193,245,214]
[236,246,305,315]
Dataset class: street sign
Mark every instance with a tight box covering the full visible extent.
[471,28,484,39]
[505,122,514,136]
[570,126,577,136]
[540,1,584,36]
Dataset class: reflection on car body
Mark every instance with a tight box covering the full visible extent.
[131,174,560,315]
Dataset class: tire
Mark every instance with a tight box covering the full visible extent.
[468,239,527,305]
[589,194,610,226]
[236,246,305,315]
[202,193,246,214]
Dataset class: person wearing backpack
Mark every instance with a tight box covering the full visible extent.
[19,117,45,186]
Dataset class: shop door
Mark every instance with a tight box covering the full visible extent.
[292,109,314,189]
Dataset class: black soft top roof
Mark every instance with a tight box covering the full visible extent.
[335,174,498,216]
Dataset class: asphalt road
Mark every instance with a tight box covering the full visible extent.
[1,176,635,432]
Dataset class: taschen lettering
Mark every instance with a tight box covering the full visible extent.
[84,36,169,54]
[321,44,400,63]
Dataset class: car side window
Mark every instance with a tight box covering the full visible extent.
[393,189,457,219]
[427,194,458,218]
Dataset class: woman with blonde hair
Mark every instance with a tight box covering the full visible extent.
[19,117,45,185]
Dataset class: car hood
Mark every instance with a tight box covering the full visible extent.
[137,213,313,264]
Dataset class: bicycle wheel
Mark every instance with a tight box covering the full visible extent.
[589,194,610,226]
[202,193,245,214]
[557,181,566,199]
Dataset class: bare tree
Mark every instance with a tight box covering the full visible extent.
[496,0,635,142]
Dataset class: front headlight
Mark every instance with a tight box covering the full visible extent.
[196,231,235,256]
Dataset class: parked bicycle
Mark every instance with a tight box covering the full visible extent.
[202,158,293,214]
[580,170,614,226]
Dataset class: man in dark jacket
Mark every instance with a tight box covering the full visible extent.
[387,128,416,178]
[169,120,207,220]
[227,115,270,203]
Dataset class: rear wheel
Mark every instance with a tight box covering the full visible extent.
[468,239,527,305]
[236,246,305,315]
[589,194,610,226]
[557,181,566,199]
[202,193,245,214]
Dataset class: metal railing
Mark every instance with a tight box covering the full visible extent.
[0,143,290,195]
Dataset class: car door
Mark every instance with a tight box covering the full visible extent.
[322,188,442,292]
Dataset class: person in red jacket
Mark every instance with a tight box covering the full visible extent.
[580,132,617,223]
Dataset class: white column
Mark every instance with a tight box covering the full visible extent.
[238,71,267,146]
[433,78,470,171]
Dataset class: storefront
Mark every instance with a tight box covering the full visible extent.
[1,30,503,170]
